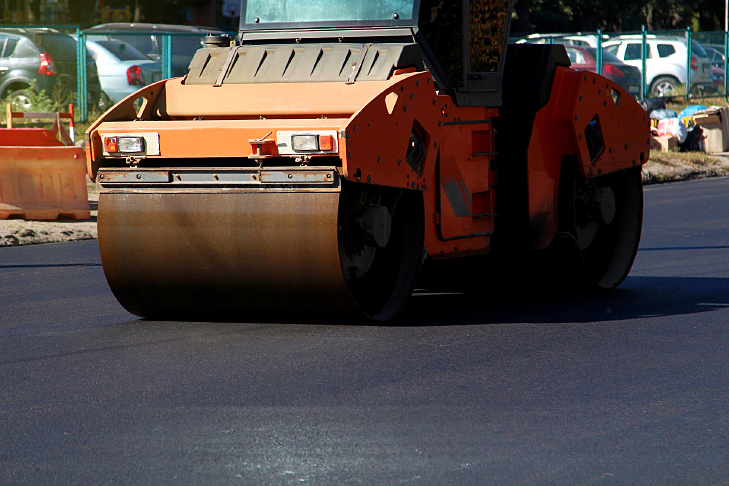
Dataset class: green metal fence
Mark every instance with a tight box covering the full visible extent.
[511,28,729,103]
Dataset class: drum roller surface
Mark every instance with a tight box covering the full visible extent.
[98,190,357,317]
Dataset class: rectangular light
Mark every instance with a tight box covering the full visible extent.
[118,136,145,153]
[318,134,334,151]
[103,136,118,153]
[291,134,318,152]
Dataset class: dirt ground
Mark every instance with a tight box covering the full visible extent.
[1,154,728,247]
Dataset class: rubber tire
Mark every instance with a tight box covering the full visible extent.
[650,76,680,98]
[554,166,643,289]
[7,89,34,112]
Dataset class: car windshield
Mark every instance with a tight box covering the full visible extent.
[95,40,150,61]
[243,0,416,24]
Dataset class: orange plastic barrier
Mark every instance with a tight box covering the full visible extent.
[0,106,89,220]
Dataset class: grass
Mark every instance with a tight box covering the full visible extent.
[649,149,722,166]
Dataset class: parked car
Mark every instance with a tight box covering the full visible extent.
[703,44,725,69]
[515,33,604,47]
[81,36,162,110]
[83,23,223,77]
[565,46,642,97]
[603,35,713,97]
[0,28,101,111]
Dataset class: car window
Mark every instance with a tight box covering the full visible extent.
[33,33,77,61]
[4,38,17,57]
[624,43,651,60]
[566,49,585,64]
[13,38,38,57]
[584,47,622,64]
[111,34,157,56]
[691,41,708,58]
[95,39,150,61]
[624,44,641,60]
[604,44,619,56]
[657,44,675,58]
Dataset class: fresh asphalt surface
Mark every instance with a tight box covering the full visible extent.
[2,177,729,485]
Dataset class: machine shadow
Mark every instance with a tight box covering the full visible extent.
[396,274,729,326]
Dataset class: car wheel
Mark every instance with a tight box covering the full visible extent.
[98,91,112,112]
[7,89,35,112]
[650,76,680,98]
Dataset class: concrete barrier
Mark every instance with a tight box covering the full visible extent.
[0,107,89,220]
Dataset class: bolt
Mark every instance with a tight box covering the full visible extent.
[288,173,293,179]
[176,174,181,181]
[377,155,381,162]
[416,80,421,86]
[599,89,602,95]
[438,120,442,126]
[403,105,408,112]
[625,143,629,149]
[214,174,219,180]
[412,181,415,187]
[579,95,583,101]
[327,173,332,179]
[353,125,356,131]
[410,92,414,99]
[584,75,588,81]
[575,115,579,121]
[609,147,613,153]
[593,77,597,83]
[346,132,350,138]
[367,175,371,182]
[137,174,142,179]
[433,99,437,105]
[427,77,431,83]
[398,159,402,165]
[598,168,602,174]
[434,141,438,147]
[347,152,351,158]
[579,134,583,140]
[99,174,104,179]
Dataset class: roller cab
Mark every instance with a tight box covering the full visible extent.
[87,0,650,320]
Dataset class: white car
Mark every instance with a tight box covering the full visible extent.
[603,35,713,97]
[84,37,162,110]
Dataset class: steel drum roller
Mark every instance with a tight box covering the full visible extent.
[98,190,357,317]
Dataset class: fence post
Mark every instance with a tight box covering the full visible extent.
[162,34,173,79]
[686,27,692,99]
[75,29,87,123]
[641,25,647,99]
[596,29,603,75]
[724,31,729,101]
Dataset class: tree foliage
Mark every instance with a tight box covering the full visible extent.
[511,0,726,34]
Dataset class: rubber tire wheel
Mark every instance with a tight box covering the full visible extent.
[98,91,112,112]
[554,166,643,289]
[7,89,34,112]
[650,76,680,98]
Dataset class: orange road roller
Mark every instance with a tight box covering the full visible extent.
[86,0,650,320]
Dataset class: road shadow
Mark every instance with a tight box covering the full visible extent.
[395,275,729,326]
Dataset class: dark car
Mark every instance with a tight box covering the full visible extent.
[83,23,223,77]
[703,44,725,70]
[0,28,101,111]
[565,46,642,98]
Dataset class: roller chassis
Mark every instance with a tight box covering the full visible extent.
[86,1,650,320]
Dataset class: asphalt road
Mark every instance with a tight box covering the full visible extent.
[2,177,729,485]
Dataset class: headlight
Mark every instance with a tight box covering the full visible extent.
[118,136,145,153]
[291,134,318,152]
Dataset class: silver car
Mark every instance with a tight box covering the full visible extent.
[84,37,162,110]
